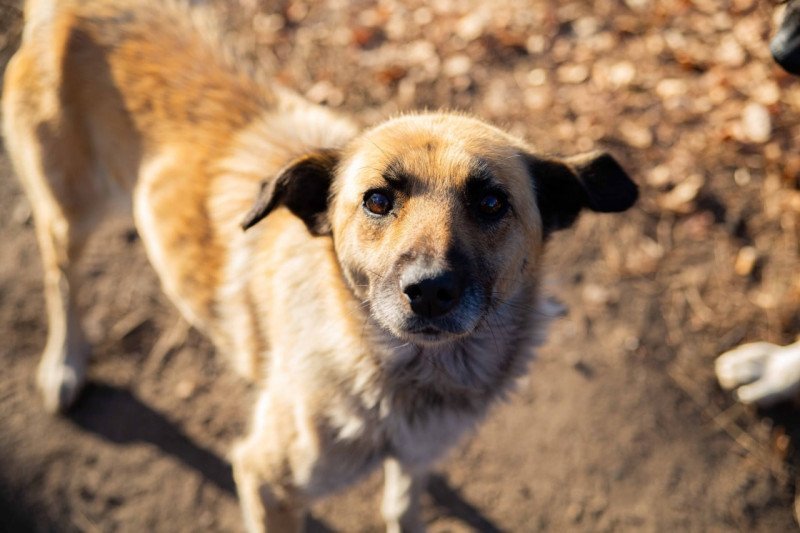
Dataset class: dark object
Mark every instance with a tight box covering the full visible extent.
[772,0,800,75]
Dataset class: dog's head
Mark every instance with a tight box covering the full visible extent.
[242,113,637,345]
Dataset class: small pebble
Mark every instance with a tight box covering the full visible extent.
[741,102,771,143]
[734,246,758,277]
[175,379,196,400]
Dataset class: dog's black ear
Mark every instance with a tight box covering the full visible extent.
[526,151,638,235]
[241,149,339,235]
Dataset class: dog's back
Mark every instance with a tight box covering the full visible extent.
[3,0,357,410]
[3,0,250,347]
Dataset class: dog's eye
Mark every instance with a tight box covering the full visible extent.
[363,190,393,216]
[475,191,508,220]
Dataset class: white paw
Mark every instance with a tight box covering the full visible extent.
[715,341,800,407]
[36,345,89,413]
[715,342,778,391]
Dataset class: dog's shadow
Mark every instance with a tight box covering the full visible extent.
[69,382,237,493]
[68,383,334,532]
[427,474,504,533]
[70,383,503,533]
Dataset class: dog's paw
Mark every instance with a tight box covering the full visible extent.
[385,519,425,533]
[36,344,89,413]
[715,342,777,391]
[715,341,800,407]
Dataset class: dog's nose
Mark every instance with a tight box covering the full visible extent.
[403,271,463,318]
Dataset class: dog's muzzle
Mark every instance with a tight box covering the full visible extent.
[379,259,483,342]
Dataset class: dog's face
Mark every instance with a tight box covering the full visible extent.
[331,115,551,345]
[242,114,637,345]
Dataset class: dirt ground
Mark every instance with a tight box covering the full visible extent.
[1,0,800,531]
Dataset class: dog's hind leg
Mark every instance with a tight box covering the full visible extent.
[3,50,103,413]
[382,458,427,533]
[29,204,95,413]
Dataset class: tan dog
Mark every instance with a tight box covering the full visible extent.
[3,0,638,531]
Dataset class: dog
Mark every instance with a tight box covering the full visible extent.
[715,0,800,408]
[3,0,638,530]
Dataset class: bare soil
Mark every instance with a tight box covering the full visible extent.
[1,0,800,531]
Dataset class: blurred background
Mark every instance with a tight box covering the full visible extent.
[1,0,799,530]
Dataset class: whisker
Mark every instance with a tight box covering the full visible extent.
[364,137,391,159]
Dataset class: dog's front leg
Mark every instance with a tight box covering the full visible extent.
[382,457,427,533]
[716,340,800,406]
[232,391,312,533]
[232,436,306,533]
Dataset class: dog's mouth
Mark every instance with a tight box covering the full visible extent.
[366,297,481,345]
[393,313,482,345]
[403,324,454,343]
[399,326,462,345]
